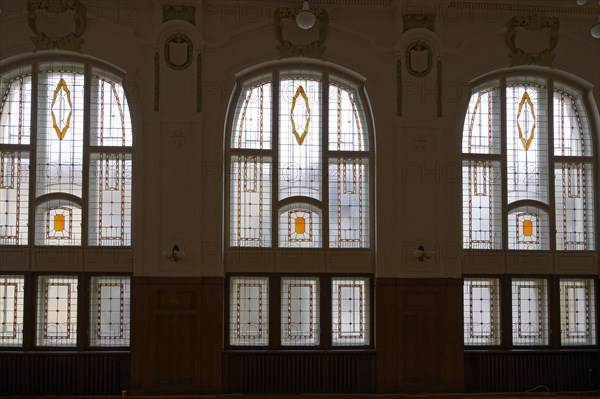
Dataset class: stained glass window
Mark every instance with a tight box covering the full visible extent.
[228,69,371,248]
[36,275,78,347]
[0,62,133,247]
[462,77,594,250]
[463,278,501,346]
[0,275,25,347]
[332,277,370,346]
[90,276,131,347]
[229,276,269,346]
[559,278,596,346]
[511,278,549,346]
[281,277,319,346]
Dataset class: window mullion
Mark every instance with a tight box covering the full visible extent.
[272,71,280,247]
[322,73,329,249]
[82,65,91,248]
[547,79,556,252]
[501,77,508,251]
[28,63,39,249]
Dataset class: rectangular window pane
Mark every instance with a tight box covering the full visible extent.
[36,63,85,197]
[560,278,596,346]
[278,72,322,201]
[90,276,131,347]
[464,278,501,346]
[229,276,269,346]
[88,153,133,246]
[329,158,369,248]
[281,277,319,346]
[506,79,549,204]
[0,275,25,347]
[0,151,29,245]
[512,278,548,346]
[462,160,502,249]
[332,277,370,346]
[36,275,78,347]
[555,162,595,250]
[230,156,272,247]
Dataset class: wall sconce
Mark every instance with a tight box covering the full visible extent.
[575,0,600,38]
[163,244,185,262]
[413,244,431,262]
[296,1,316,29]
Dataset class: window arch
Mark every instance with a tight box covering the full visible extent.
[0,60,133,246]
[462,75,595,251]
[226,67,373,249]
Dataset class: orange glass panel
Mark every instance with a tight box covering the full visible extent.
[54,214,65,232]
[295,217,306,234]
[523,219,533,237]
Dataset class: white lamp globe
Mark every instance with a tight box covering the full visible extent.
[296,1,316,30]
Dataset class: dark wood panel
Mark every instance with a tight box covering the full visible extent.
[465,351,600,392]
[0,352,129,396]
[376,278,463,393]
[129,277,224,395]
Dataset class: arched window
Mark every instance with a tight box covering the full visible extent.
[226,68,372,249]
[462,75,595,251]
[0,61,133,246]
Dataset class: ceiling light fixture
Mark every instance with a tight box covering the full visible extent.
[296,1,316,30]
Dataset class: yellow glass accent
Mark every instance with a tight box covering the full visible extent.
[54,214,65,232]
[517,91,536,150]
[51,78,73,141]
[290,85,311,145]
[295,217,306,234]
[523,220,533,237]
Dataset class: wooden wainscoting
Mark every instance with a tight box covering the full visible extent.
[223,350,376,393]
[129,277,224,395]
[465,350,600,392]
[0,352,130,396]
[376,278,464,393]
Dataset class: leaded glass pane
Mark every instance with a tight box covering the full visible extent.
[279,72,321,201]
[90,276,131,347]
[463,278,501,346]
[560,278,596,346]
[553,84,592,157]
[35,200,82,245]
[462,83,501,154]
[462,160,502,249]
[506,79,549,204]
[281,277,319,346]
[555,162,595,250]
[508,206,549,250]
[328,157,369,248]
[36,63,85,197]
[36,275,78,347]
[88,153,133,246]
[0,67,31,145]
[278,203,321,248]
[231,75,272,150]
[328,78,368,152]
[332,277,370,346]
[0,275,25,347]
[511,278,549,346]
[229,276,269,346]
[0,151,29,245]
[230,155,272,247]
[90,69,133,147]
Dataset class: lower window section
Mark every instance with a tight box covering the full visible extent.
[36,275,79,347]
[463,276,598,348]
[227,274,372,348]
